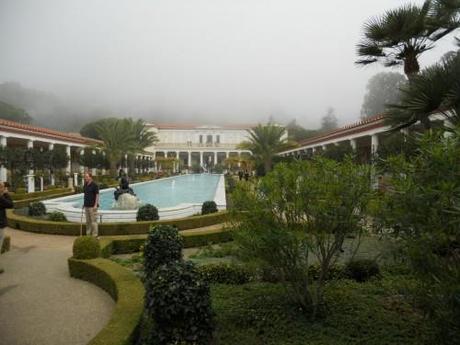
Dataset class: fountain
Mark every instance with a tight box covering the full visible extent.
[112,175,141,210]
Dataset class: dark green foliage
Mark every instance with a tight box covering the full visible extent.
[68,258,144,345]
[198,263,251,285]
[0,100,32,123]
[98,183,109,190]
[144,261,214,345]
[72,236,101,259]
[136,204,159,221]
[224,174,237,194]
[143,225,182,278]
[28,202,46,216]
[344,259,380,282]
[47,211,67,222]
[201,201,218,215]
[1,236,10,254]
[322,144,354,162]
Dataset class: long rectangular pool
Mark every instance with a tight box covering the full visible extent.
[43,174,226,223]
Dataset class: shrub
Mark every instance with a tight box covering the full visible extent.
[48,211,67,222]
[201,201,218,215]
[73,236,101,259]
[74,186,83,194]
[136,204,159,221]
[344,259,380,282]
[144,225,182,279]
[144,261,214,345]
[99,182,109,190]
[198,263,251,284]
[28,202,46,217]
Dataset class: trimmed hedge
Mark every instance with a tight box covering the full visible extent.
[12,189,75,209]
[11,187,72,201]
[48,211,67,222]
[8,209,228,236]
[100,227,233,258]
[73,236,101,259]
[68,258,144,345]
[28,202,46,216]
[1,235,10,254]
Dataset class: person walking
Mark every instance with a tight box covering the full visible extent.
[0,181,13,274]
[83,172,99,237]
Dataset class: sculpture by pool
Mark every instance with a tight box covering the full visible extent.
[112,176,141,210]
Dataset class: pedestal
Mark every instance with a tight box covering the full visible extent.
[73,173,79,187]
[40,176,44,192]
[27,174,35,193]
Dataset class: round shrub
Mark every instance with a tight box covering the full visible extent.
[28,202,46,217]
[198,263,251,284]
[72,236,101,259]
[144,225,182,279]
[201,200,218,215]
[137,204,159,221]
[344,259,380,282]
[145,261,214,344]
[48,211,67,222]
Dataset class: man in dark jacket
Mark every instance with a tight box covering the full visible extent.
[0,182,13,274]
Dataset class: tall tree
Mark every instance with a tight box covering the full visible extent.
[0,101,33,124]
[386,52,460,129]
[361,72,407,118]
[286,119,318,142]
[79,118,118,139]
[320,107,338,132]
[356,1,460,79]
[238,123,290,175]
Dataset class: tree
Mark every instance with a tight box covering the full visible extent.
[238,123,290,175]
[95,118,157,174]
[320,107,338,132]
[231,158,372,317]
[386,51,460,129]
[361,72,407,118]
[374,128,460,343]
[356,1,460,79]
[0,100,32,124]
[79,118,118,139]
[286,119,318,142]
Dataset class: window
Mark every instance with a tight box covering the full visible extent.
[216,135,220,144]
[199,135,203,144]
[207,135,213,144]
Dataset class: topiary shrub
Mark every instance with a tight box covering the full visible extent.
[198,263,251,284]
[48,211,67,222]
[137,204,159,221]
[73,236,101,259]
[201,201,218,215]
[144,225,182,279]
[344,259,380,282]
[144,261,214,345]
[28,201,46,217]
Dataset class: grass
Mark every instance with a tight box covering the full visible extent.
[211,274,433,345]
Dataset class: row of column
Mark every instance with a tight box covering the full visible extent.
[155,151,244,166]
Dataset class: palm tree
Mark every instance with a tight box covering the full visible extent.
[96,118,157,174]
[356,1,459,79]
[386,51,460,129]
[238,124,290,174]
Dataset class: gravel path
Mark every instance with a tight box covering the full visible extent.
[0,228,114,345]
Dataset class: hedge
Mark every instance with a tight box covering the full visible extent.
[12,189,75,209]
[100,227,233,258]
[8,209,228,236]
[11,187,72,201]
[68,257,144,345]
[1,235,10,254]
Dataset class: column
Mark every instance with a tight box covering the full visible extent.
[350,139,357,151]
[371,134,379,157]
[91,150,97,176]
[214,151,217,165]
[124,154,128,174]
[66,145,73,188]
[27,140,35,193]
[101,151,107,175]
[0,136,7,182]
[312,147,316,154]
[48,143,55,186]
[188,151,192,167]
[153,152,157,172]
[199,151,203,166]
[322,144,327,151]
[238,152,241,168]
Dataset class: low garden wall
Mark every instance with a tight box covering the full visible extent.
[68,258,144,345]
[7,209,229,236]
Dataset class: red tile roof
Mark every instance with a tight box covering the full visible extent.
[298,114,387,146]
[0,119,102,145]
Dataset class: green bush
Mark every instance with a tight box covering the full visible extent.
[144,261,214,345]
[99,182,109,190]
[202,201,218,215]
[144,225,182,279]
[198,263,251,284]
[28,202,46,216]
[73,236,101,259]
[344,259,380,282]
[136,204,159,221]
[48,211,67,222]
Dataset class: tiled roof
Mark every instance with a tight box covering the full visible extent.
[0,119,102,145]
[298,114,386,146]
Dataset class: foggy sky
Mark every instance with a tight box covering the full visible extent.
[0,0,458,128]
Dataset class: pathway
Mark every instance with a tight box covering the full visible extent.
[0,228,114,345]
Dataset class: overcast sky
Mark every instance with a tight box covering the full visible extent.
[0,0,458,128]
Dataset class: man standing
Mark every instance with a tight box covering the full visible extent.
[0,182,13,274]
[83,172,99,237]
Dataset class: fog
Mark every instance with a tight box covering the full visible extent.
[0,0,458,130]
